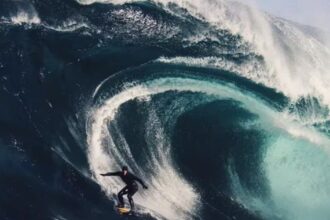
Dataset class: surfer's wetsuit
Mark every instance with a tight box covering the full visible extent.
[101,170,148,209]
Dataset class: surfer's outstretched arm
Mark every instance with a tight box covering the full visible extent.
[133,175,148,189]
[100,171,121,176]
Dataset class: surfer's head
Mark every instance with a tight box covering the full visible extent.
[122,166,128,175]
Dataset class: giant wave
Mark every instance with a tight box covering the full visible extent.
[1,0,330,220]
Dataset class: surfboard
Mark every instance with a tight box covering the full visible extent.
[117,207,131,215]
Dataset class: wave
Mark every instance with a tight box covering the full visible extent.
[1,0,330,220]
[87,64,330,220]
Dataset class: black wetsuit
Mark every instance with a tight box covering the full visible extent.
[102,171,147,209]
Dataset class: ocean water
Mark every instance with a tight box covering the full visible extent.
[1,0,330,220]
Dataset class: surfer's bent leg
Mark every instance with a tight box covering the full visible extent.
[127,183,138,209]
[118,186,129,207]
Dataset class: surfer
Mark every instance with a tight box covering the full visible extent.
[100,166,148,210]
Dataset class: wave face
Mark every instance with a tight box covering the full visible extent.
[1,0,330,220]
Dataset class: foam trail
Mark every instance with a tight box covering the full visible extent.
[43,20,91,32]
